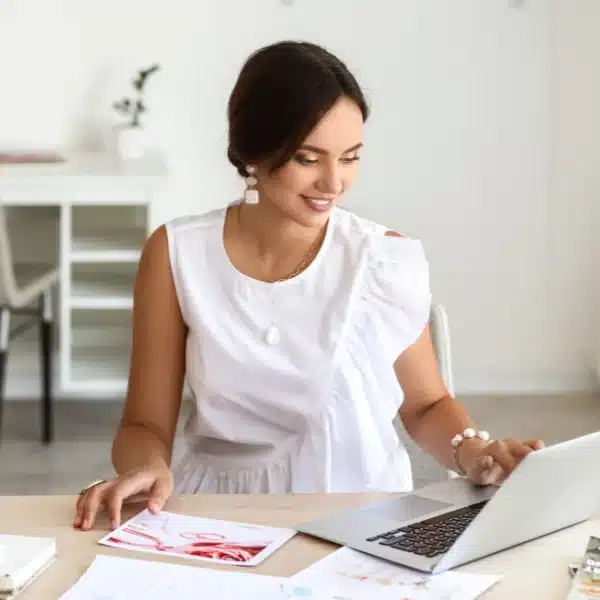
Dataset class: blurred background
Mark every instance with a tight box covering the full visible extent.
[0,0,599,495]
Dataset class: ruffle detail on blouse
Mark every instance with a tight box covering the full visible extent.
[324,234,432,492]
[360,235,432,364]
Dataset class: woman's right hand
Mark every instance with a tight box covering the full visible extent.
[73,463,173,531]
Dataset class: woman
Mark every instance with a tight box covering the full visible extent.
[74,41,544,531]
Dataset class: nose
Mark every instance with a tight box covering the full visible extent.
[316,163,343,196]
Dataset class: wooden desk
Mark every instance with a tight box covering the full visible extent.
[0,494,598,599]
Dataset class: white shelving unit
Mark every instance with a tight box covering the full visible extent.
[0,152,167,398]
[65,205,147,394]
[71,263,137,310]
[70,308,134,394]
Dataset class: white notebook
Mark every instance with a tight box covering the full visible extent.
[0,534,56,598]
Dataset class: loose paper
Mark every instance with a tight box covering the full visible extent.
[58,554,325,600]
[291,546,502,599]
[97,509,296,567]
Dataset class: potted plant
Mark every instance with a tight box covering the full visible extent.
[112,63,161,159]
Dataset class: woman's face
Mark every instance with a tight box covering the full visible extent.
[255,96,364,228]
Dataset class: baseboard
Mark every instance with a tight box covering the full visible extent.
[4,379,122,402]
[456,371,598,395]
[4,378,194,402]
[5,372,597,401]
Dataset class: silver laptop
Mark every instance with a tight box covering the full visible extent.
[296,431,600,573]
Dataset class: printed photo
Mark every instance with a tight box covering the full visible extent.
[98,510,296,567]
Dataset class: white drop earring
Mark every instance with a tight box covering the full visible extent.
[244,165,259,204]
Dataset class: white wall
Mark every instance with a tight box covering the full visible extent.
[1,0,598,396]
[549,0,600,391]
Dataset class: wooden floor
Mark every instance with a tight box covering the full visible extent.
[0,393,599,495]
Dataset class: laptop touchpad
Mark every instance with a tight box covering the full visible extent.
[361,494,453,522]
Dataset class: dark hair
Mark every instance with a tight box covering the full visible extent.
[227,41,369,177]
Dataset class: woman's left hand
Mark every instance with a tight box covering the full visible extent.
[459,438,545,486]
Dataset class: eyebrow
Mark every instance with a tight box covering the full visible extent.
[298,142,363,155]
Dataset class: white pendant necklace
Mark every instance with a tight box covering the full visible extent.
[263,284,283,346]
[265,323,281,346]
[234,204,325,346]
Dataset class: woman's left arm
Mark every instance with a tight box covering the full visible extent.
[395,325,545,485]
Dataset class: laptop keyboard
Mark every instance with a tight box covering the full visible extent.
[365,500,488,559]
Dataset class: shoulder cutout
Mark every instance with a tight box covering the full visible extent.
[384,230,404,238]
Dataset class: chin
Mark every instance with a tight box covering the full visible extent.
[293,208,333,230]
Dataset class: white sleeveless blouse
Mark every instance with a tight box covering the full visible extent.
[165,203,431,494]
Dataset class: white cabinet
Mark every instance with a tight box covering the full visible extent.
[63,204,150,395]
[0,152,167,398]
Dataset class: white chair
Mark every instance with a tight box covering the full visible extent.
[429,303,460,478]
[0,206,59,443]
[430,303,454,398]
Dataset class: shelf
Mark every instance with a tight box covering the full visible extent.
[70,205,148,263]
[69,349,130,393]
[71,309,132,347]
[66,205,147,393]
[70,263,136,310]
[70,228,146,263]
[69,310,132,391]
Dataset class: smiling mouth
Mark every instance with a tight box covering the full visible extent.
[301,195,336,210]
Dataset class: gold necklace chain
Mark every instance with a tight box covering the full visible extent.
[273,228,325,283]
[236,206,326,283]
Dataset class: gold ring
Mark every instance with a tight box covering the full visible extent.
[79,479,107,496]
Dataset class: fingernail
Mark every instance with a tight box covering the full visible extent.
[110,520,117,530]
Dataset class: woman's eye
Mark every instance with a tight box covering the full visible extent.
[295,155,318,166]
[294,154,360,166]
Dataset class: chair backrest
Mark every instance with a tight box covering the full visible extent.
[429,303,455,397]
[0,206,18,307]
[429,303,461,479]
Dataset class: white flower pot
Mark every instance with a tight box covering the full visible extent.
[114,125,147,160]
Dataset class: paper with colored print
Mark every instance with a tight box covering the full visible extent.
[290,546,502,599]
[58,554,328,600]
[97,509,296,567]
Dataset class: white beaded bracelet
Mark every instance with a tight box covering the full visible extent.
[451,428,491,476]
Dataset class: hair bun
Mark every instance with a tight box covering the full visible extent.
[227,41,368,177]
[227,145,248,177]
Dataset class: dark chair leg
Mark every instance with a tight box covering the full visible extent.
[39,292,53,444]
[0,352,6,440]
[0,307,11,441]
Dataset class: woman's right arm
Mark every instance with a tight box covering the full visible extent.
[74,225,187,530]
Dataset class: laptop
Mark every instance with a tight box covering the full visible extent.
[296,431,600,574]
